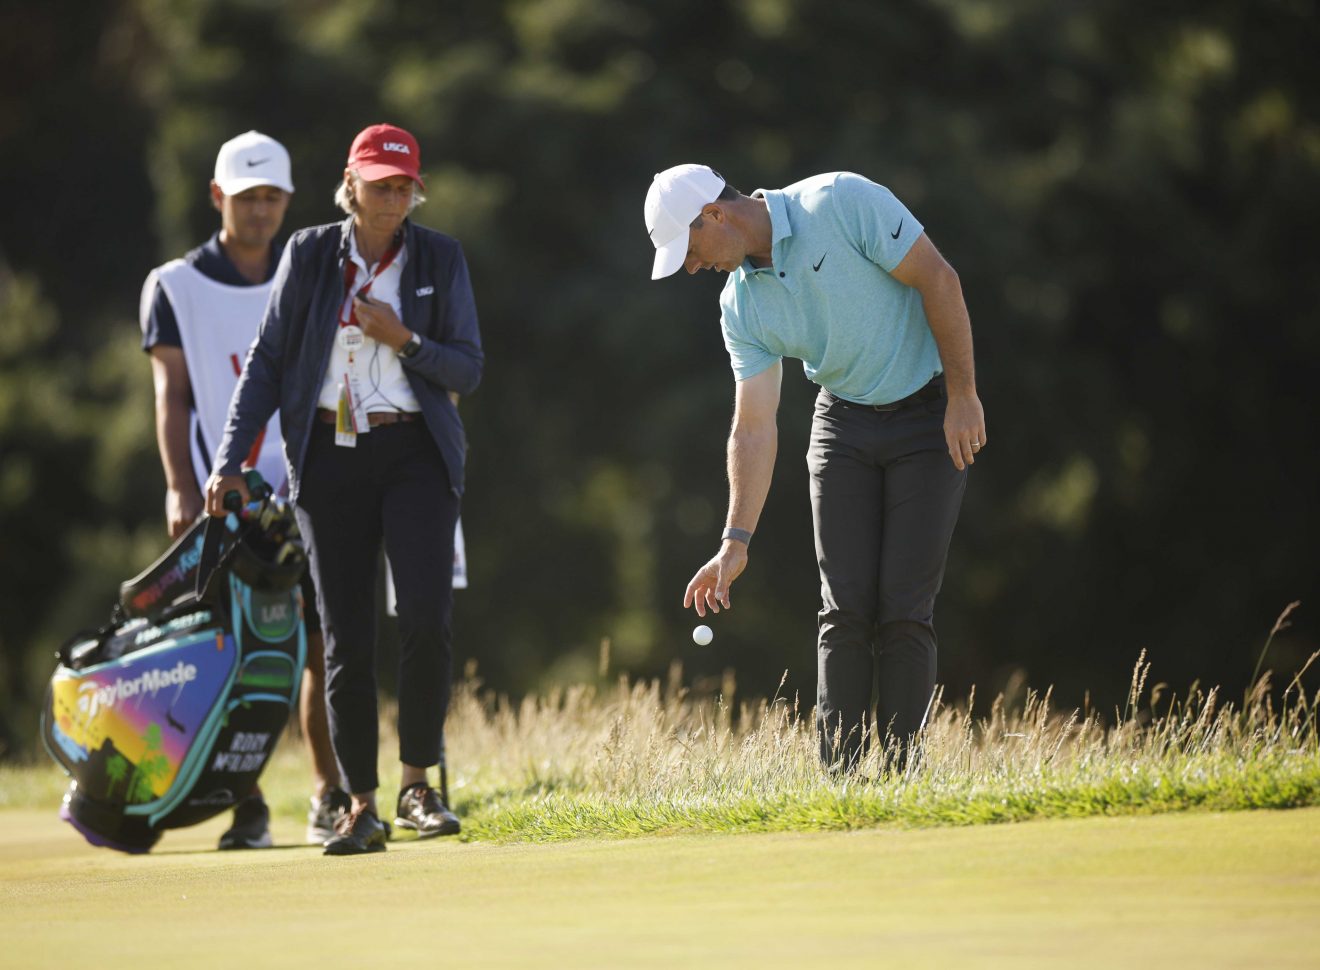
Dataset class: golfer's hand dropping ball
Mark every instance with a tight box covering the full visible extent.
[692,624,713,646]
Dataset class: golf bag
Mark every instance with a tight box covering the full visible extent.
[41,473,308,853]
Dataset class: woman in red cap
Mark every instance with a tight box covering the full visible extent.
[206,123,484,856]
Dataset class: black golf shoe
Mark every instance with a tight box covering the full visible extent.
[323,807,388,856]
[394,782,460,838]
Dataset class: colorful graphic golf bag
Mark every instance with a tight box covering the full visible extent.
[41,474,307,853]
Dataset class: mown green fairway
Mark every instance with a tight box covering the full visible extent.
[2,807,1318,968]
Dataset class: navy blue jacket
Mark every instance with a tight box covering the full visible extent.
[214,216,483,499]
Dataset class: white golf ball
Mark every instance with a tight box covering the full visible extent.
[692,624,713,646]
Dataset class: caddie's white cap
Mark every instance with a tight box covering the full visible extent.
[645,164,726,279]
[214,130,295,196]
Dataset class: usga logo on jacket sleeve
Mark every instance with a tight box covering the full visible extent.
[383,142,411,153]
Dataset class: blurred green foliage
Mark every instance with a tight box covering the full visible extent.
[1,0,1317,756]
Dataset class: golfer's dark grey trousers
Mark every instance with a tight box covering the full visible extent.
[808,380,966,769]
[295,420,458,795]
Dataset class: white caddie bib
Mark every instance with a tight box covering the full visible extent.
[146,261,287,489]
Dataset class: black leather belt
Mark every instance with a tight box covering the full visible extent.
[316,408,421,427]
[824,376,944,412]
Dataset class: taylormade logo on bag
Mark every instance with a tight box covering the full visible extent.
[78,662,198,719]
[382,142,410,153]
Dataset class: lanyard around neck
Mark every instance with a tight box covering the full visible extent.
[341,235,403,328]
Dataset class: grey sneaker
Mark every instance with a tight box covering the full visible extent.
[306,787,352,845]
[218,795,273,850]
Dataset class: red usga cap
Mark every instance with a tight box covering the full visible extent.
[346,123,424,187]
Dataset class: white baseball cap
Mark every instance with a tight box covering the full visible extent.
[645,164,726,279]
[214,130,294,196]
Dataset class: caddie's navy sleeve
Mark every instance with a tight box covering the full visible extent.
[139,271,182,352]
[403,241,484,396]
[213,236,298,476]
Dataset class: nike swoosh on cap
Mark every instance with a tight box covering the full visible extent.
[246,157,270,168]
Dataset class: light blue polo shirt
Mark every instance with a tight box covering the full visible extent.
[719,172,944,405]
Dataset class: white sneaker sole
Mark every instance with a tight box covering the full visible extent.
[218,831,273,850]
[306,825,337,845]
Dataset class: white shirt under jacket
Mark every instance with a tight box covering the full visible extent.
[316,230,422,414]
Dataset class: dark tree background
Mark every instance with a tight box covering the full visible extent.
[1,0,1316,757]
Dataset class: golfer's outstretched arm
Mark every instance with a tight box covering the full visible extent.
[684,361,782,616]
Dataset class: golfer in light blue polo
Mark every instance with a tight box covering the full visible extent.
[647,164,986,770]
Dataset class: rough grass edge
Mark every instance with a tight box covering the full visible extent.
[459,758,1320,844]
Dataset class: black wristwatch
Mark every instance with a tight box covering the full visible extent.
[397,332,422,359]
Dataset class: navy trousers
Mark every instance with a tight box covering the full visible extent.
[295,420,458,794]
[807,382,966,770]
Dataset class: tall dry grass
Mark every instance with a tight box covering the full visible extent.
[434,620,1319,842]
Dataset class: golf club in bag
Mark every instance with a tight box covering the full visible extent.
[41,471,308,853]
